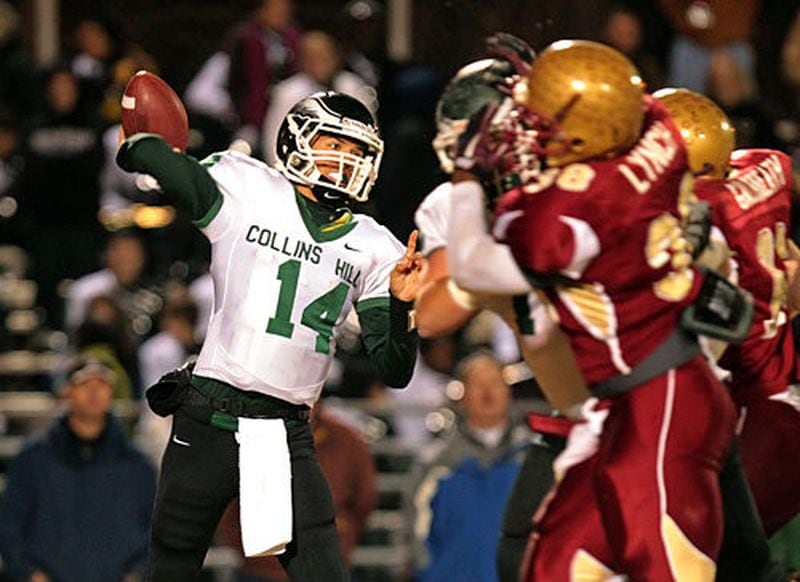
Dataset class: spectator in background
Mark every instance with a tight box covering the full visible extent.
[388,335,457,447]
[706,48,780,149]
[227,0,301,155]
[409,351,530,582]
[73,294,140,399]
[311,402,378,568]
[217,399,378,581]
[17,66,106,329]
[183,49,239,157]
[658,0,758,92]
[138,291,199,389]
[69,16,122,115]
[262,30,376,164]
[603,5,666,89]
[337,0,387,90]
[184,50,236,127]
[136,290,199,465]
[64,229,156,337]
[0,356,156,582]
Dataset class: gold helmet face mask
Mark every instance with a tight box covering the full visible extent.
[523,40,646,167]
[653,88,735,178]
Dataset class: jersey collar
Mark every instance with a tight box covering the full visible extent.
[294,190,358,243]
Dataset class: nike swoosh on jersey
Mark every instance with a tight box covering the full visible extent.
[172,435,191,447]
[344,243,362,252]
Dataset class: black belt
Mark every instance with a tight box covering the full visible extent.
[591,329,700,399]
[180,384,310,432]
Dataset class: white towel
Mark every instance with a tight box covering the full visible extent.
[552,398,609,483]
[236,418,293,557]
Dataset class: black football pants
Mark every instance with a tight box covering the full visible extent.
[496,437,788,582]
[148,411,347,581]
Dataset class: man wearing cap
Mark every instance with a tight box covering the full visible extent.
[0,357,157,582]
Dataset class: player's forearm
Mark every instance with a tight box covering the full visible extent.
[359,296,418,388]
[415,278,476,338]
[519,327,591,418]
[447,180,532,294]
[116,133,221,220]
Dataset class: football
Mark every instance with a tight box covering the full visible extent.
[121,70,189,152]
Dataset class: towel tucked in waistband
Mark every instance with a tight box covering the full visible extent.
[236,417,293,557]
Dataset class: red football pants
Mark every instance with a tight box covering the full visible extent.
[739,395,800,536]
[524,358,736,581]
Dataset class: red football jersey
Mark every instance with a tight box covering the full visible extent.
[694,149,796,401]
[495,98,703,384]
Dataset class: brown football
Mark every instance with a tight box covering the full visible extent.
[121,70,189,152]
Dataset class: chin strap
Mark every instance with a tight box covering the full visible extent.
[311,184,349,209]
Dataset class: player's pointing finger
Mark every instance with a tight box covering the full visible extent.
[406,230,419,256]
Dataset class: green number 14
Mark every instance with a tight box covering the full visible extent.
[266,259,349,354]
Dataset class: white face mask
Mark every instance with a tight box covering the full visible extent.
[279,114,383,203]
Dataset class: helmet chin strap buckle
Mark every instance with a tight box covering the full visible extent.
[311,185,349,209]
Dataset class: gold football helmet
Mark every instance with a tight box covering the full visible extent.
[653,88,735,178]
[523,40,645,166]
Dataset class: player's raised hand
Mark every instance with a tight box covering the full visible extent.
[390,230,424,302]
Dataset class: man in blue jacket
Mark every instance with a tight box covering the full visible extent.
[409,351,531,582]
[0,356,157,582]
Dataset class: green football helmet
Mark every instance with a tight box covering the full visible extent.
[432,58,519,174]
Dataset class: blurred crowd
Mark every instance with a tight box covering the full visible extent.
[1,0,800,580]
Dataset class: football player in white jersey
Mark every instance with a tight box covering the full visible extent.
[413,41,591,582]
[117,91,422,581]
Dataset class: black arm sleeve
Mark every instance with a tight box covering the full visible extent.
[358,295,418,388]
[116,133,222,221]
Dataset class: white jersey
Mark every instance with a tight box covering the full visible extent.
[193,151,404,406]
[414,182,452,257]
[414,181,551,343]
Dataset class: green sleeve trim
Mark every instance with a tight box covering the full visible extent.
[356,296,390,313]
[192,193,224,228]
[200,152,224,168]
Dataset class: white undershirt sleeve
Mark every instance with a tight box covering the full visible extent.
[447,180,533,295]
